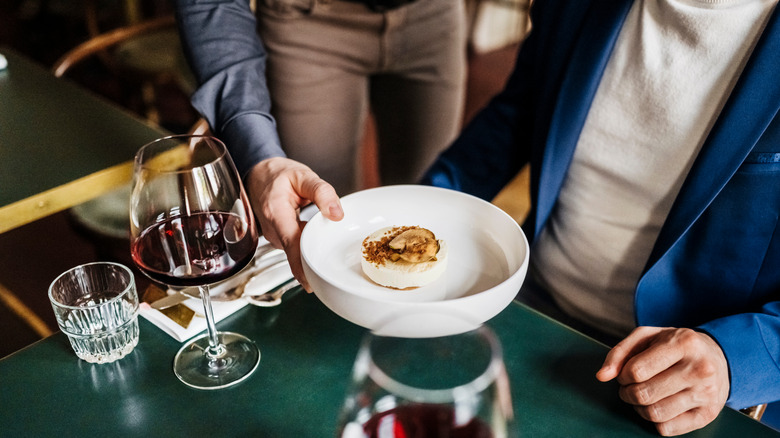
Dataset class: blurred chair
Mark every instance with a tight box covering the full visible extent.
[188,117,212,136]
[52,12,197,129]
[742,403,767,422]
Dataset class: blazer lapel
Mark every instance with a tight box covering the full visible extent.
[645,7,780,271]
[535,0,635,237]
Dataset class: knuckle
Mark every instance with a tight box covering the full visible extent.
[699,405,721,423]
[692,360,718,380]
[634,403,663,422]
[633,326,653,336]
[676,328,701,349]
[691,384,721,409]
[656,422,675,437]
[622,384,652,405]
[309,179,334,199]
[621,362,645,382]
[646,404,665,422]
[633,404,652,421]
[682,408,718,435]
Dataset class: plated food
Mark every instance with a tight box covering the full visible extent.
[300,185,529,338]
[360,226,448,289]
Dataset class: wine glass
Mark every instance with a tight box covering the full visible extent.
[338,325,515,438]
[129,134,260,389]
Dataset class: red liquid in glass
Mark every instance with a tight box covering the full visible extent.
[131,211,257,287]
[360,404,493,438]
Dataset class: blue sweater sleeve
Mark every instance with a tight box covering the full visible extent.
[174,0,284,178]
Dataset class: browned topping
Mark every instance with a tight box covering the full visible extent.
[389,228,439,262]
[362,226,439,266]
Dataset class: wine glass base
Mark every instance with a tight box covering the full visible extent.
[173,332,260,390]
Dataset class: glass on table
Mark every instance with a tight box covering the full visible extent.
[129,134,260,390]
[338,325,515,438]
[48,262,139,364]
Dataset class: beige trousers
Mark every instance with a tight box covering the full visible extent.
[257,0,467,195]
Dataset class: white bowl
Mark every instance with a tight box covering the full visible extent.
[300,185,529,338]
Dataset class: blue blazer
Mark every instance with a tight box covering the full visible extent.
[423,0,780,409]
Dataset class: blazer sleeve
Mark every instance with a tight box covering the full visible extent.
[175,0,284,178]
[698,302,780,409]
[672,137,780,408]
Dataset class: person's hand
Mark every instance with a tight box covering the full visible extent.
[244,157,343,292]
[596,327,730,436]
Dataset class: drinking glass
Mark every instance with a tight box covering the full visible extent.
[338,325,515,437]
[49,262,139,364]
[129,134,260,389]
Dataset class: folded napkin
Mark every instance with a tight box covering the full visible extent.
[139,240,293,342]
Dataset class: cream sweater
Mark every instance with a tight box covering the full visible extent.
[530,0,777,337]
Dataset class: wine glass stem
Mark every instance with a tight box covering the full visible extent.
[199,284,226,359]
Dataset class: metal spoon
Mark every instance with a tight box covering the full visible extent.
[245,278,301,307]
[181,258,289,302]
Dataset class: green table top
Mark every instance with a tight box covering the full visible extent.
[0,293,775,437]
[0,47,166,231]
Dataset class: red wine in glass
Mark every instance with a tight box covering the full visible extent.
[337,327,513,437]
[360,404,493,438]
[129,134,261,390]
[131,211,258,287]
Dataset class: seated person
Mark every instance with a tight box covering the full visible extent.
[421,0,780,435]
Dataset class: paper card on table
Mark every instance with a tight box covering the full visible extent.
[140,297,249,342]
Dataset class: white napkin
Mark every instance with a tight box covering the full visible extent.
[139,240,293,342]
